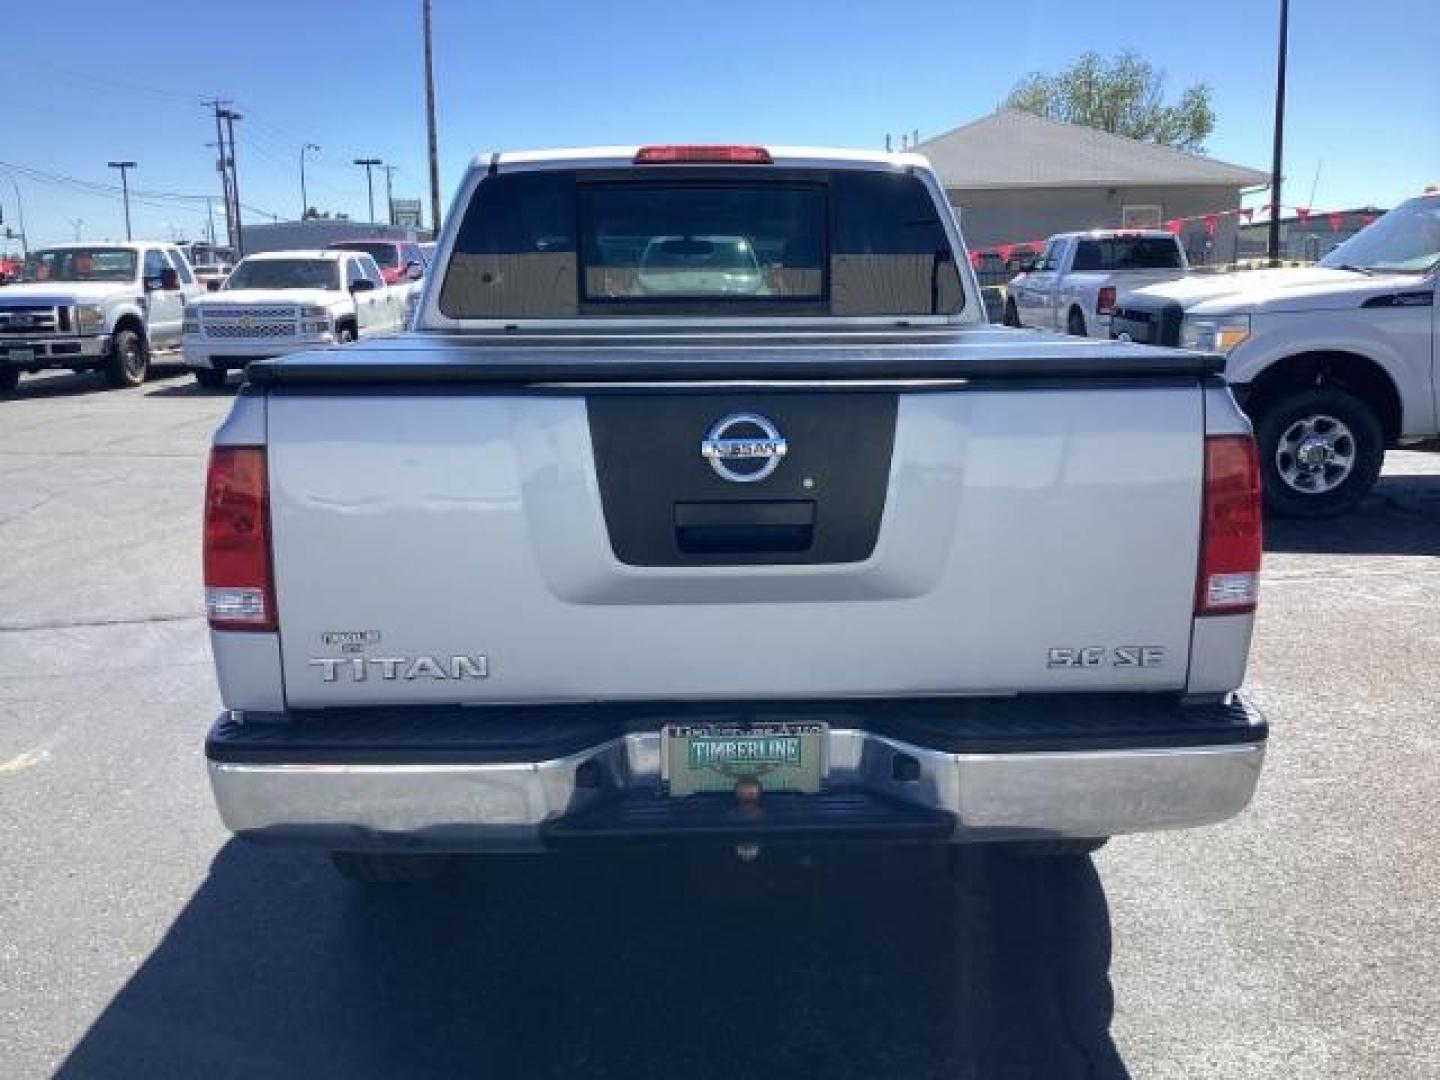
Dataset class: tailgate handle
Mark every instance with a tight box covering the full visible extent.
[673,500,815,555]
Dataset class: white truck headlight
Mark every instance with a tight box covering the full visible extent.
[300,305,334,335]
[1181,314,1251,354]
[76,304,106,333]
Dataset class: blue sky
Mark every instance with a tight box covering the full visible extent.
[2,0,1436,248]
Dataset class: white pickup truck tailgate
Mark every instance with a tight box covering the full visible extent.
[265,366,1203,706]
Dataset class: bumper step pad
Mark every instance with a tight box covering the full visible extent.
[542,788,955,847]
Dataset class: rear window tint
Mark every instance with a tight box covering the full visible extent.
[440,167,962,319]
[1072,237,1183,271]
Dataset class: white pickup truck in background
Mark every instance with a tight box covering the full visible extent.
[182,249,401,388]
[0,242,206,391]
[1005,229,1189,338]
[201,145,1267,885]
[1112,192,1439,516]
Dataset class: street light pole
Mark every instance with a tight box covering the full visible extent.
[353,158,382,223]
[423,0,442,232]
[1267,0,1289,268]
[300,143,320,219]
[107,161,137,241]
[2,172,27,254]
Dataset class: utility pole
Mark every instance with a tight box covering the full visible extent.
[206,101,238,254]
[107,161,136,241]
[353,158,382,223]
[222,108,244,256]
[2,173,27,254]
[1268,0,1289,268]
[300,142,320,218]
[423,0,442,232]
[382,165,398,224]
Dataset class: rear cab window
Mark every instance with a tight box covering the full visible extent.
[438,165,964,320]
[1072,236,1184,271]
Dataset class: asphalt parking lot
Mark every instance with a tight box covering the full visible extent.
[2,367,1437,1079]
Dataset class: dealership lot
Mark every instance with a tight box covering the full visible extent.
[1,369,1437,1079]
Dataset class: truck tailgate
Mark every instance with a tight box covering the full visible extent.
[260,333,1210,707]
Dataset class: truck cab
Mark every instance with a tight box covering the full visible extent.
[0,242,205,391]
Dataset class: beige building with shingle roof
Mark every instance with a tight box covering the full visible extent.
[916,109,1269,264]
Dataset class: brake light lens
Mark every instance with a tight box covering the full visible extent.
[204,446,275,632]
[634,145,772,164]
[1196,435,1262,615]
[1097,286,1117,315]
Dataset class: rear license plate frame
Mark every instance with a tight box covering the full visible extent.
[662,722,828,797]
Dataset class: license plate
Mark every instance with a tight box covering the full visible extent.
[663,722,827,796]
[8,348,35,366]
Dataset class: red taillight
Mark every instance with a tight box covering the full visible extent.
[634,145,773,164]
[204,446,275,632]
[1196,435,1262,615]
[1097,286,1117,315]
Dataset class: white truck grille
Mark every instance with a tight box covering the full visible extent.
[200,305,299,339]
[0,305,64,335]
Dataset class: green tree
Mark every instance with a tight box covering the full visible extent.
[1004,50,1215,153]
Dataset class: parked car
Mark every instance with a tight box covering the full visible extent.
[201,144,1266,886]
[1112,192,1440,516]
[1005,229,1189,337]
[182,249,401,388]
[0,242,205,391]
[327,239,426,287]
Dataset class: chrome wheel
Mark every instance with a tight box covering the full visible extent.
[1274,413,1356,494]
[120,339,144,380]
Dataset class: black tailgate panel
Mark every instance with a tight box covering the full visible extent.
[587,392,897,565]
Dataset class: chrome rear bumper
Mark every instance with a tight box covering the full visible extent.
[208,701,1266,850]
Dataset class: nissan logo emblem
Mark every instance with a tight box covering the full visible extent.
[701,412,787,483]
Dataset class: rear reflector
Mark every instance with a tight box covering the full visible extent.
[1097,285,1117,315]
[204,446,276,632]
[1196,435,1262,615]
[634,145,772,164]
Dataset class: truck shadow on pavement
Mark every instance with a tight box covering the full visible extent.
[1265,471,1440,556]
[57,841,1128,1080]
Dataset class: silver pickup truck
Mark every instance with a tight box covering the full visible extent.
[202,145,1267,884]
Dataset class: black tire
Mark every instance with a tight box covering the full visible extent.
[1067,308,1087,337]
[104,327,148,388]
[192,366,227,390]
[0,367,18,393]
[996,838,1108,861]
[330,851,450,884]
[336,323,357,344]
[1253,387,1384,518]
[1003,298,1021,327]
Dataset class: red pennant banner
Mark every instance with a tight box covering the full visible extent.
[1028,240,1045,255]
[1327,213,1343,233]
[1164,219,1183,234]
[1360,214,1377,228]
[968,250,983,269]
[1295,207,1311,224]
[1203,214,1219,236]
[996,243,1015,263]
